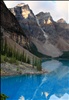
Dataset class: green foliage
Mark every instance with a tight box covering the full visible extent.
[17,67,19,71]
[9,57,16,64]
[1,55,5,63]
[32,57,35,68]
[1,55,9,63]
[36,59,42,71]
[23,53,26,62]
[26,56,30,64]
[60,51,69,59]
[56,51,69,59]
[1,38,42,71]
[0,94,8,100]
[32,57,42,71]
[4,55,8,62]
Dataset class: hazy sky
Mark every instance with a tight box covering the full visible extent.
[4,1,69,23]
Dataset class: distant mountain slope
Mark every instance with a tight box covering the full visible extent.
[10,3,64,57]
[1,1,40,60]
[36,12,69,51]
[10,3,46,43]
[1,1,26,37]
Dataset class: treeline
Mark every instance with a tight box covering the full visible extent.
[60,51,69,59]
[1,37,42,71]
[0,93,8,100]
[56,51,69,59]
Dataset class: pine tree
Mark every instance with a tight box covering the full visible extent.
[21,51,24,62]
[32,57,35,68]
[24,53,26,63]
[36,59,42,71]
[26,56,30,64]
[3,38,7,55]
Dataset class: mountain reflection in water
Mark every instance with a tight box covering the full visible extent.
[1,60,69,100]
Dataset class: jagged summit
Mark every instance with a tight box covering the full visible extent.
[57,18,66,24]
[15,3,30,10]
[9,2,69,57]
[16,3,25,7]
[36,12,53,25]
[10,3,46,42]
[36,12,51,19]
[36,12,50,16]
[10,3,32,19]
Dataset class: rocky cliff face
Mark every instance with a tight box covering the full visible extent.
[10,3,46,43]
[1,1,26,37]
[9,3,65,57]
[1,1,38,58]
[57,18,66,24]
[36,12,57,45]
[2,1,55,59]
[9,4,62,57]
[36,12,69,51]
[3,1,69,57]
[1,1,27,47]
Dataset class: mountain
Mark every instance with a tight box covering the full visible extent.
[57,18,66,24]
[1,1,40,60]
[10,3,46,42]
[2,1,69,58]
[1,1,26,37]
[36,12,57,44]
[10,3,63,57]
[1,1,26,45]
[36,12,69,51]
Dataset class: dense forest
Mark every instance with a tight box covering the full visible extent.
[55,51,69,59]
[1,36,42,71]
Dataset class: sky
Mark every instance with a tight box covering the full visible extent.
[4,1,69,23]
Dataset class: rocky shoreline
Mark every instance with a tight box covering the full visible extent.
[1,62,48,77]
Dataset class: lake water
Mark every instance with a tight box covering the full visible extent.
[1,60,69,100]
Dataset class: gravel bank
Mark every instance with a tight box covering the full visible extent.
[1,62,48,76]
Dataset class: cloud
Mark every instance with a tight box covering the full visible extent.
[4,1,69,23]
[49,93,69,100]
[55,1,68,22]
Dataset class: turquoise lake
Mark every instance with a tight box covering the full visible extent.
[1,60,69,100]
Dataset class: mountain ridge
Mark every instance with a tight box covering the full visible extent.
[9,3,69,57]
[2,1,69,57]
[1,1,42,60]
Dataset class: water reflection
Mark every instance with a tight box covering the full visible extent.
[42,60,62,72]
[18,96,25,100]
[41,60,69,100]
[1,60,69,100]
[49,93,69,100]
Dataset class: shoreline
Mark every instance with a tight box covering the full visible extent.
[1,71,48,77]
[1,62,48,77]
[1,70,48,77]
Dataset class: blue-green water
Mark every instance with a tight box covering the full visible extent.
[1,60,69,100]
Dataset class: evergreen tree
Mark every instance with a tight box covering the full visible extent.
[24,53,26,63]
[32,57,35,68]
[36,59,42,71]
[3,38,7,55]
[21,51,24,62]
[1,37,42,70]
[0,93,8,100]
[1,36,3,55]
[26,56,30,64]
